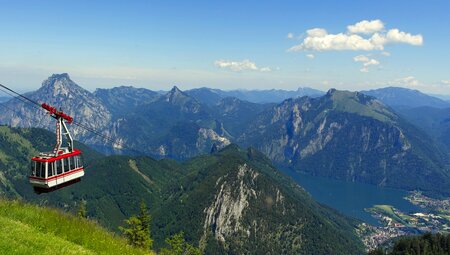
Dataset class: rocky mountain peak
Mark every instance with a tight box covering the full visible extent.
[326,88,337,95]
[0,73,112,142]
[164,86,201,108]
[170,85,182,93]
[50,72,70,79]
[39,73,86,98]
[165,86,185,101]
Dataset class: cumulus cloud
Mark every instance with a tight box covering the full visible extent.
[287,33,294,39]
[353,55,380,72]
[386,29,423,45]
[214,59,272,72]
[288,29,381,51]
[347,19,384,34]
[288,19,423,52]
[394,76,421,87]
[381,51,391,56]
[306,54,315,59]
[354,55,370,62]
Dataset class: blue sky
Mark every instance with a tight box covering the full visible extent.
[1,0,449,94]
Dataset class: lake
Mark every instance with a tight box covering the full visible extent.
[280,169,422,225]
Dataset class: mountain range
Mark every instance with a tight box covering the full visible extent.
[185,86,324,105]
[1,74,449,198]
[361,87,450,109]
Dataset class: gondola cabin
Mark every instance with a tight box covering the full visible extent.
[29,103,85,192]
[30,148,84,189]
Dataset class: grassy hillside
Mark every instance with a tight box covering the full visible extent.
[0,199,152,255]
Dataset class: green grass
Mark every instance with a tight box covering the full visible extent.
[369,205,411,225]
[330,90,396,123]
[0,199,153,255]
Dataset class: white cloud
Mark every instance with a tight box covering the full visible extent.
[287,33,294,39]
[260,67,272,72]
[394,76,421,87]
[353,55,380,72]
[386,29,423,45]
[353,55,370,62]
[364,59,380,66]
[307,28,328,37]
[288,19,423,52]
[306,54,315,59]
[288,30,382,51]
[214,59,272,72]
[347,19,384,34]
[381,51,391,56]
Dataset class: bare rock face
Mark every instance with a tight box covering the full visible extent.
[201,164,258,246]
[199,162,304,253]
[196,128,230,152]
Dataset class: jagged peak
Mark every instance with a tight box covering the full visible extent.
[164,86,198,105]
[165,86,185,99]
[41,73,75,87]
[170,85,182,93]
[326,88,337,95]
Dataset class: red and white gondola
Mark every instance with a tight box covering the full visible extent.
[29,103,84,192]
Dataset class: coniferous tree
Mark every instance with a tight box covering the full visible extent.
[368,233,450,255]
[119,201,153,250]
[159,232,202,255]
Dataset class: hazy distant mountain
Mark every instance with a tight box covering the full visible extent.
[94,86,160,116]
[238,89,450,197]
[212,97,273,137]
[396,106,450,152]
[186,87,324,104]
[430,93,450,102]
[361,87,450,108]
[184,87,225,106]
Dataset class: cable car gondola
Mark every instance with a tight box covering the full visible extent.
[29,103,84,193]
